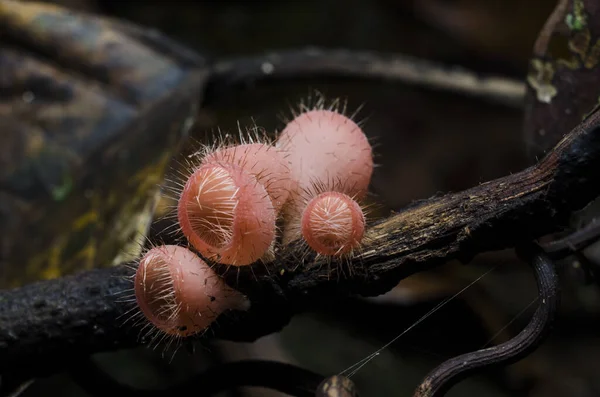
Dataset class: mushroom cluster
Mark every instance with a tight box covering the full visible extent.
[132,99,374,339]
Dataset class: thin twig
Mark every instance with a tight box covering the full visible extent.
[205,48,525,108]
[532,0,570,56]
[541,219,600,258]
[413,243,560,397]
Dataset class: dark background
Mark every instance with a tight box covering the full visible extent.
[18,1,600,396]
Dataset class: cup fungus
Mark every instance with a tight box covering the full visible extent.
[276,105,373,257]
[202,142,294,212]
[300,191,366,257]
[177,162,276,266]
[276,109,374,202]
[134,244,250,338]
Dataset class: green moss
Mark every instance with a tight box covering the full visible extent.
[51,174,73,201]
[566,14,582,30]
[565,0,588,31]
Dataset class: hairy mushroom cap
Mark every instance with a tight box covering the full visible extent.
[134,245,250,337]
[301,191,366,257]
[276,109,373,203]
[178,162,276,266]
[202,143,294,212]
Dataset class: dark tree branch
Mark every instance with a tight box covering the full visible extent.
[541,218,600,258]
[205,47,525,108]
[414,243,560,397]
[2,107,600,379]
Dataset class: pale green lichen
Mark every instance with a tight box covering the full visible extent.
[565,0,587,31]
[566,13,584,30]
[527,59,558,103]
[51,175,73,201]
